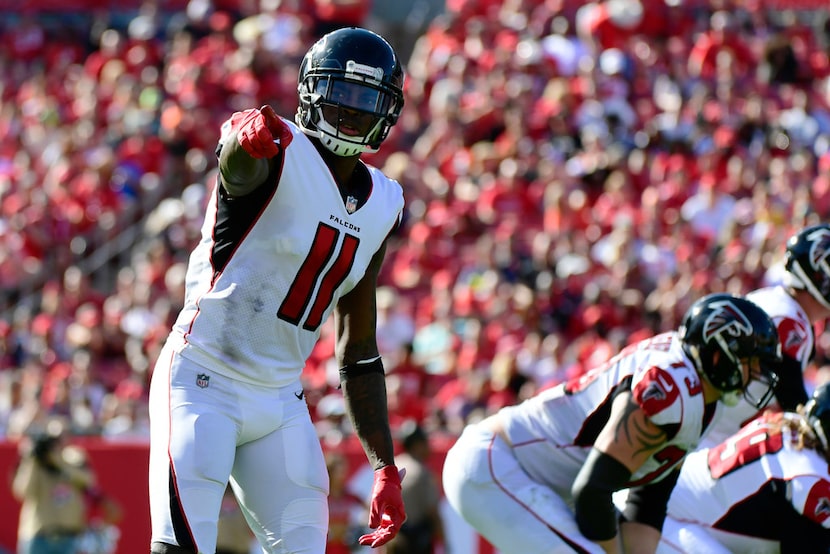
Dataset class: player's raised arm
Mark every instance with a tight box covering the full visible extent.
[217,104,293,197]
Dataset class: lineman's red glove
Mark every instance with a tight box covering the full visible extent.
[358,465,407,548]
[227,105,292,158]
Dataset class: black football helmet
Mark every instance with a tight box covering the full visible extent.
[805,382,830,454]
[296,27,404,157]
[784,223,830,310]
[679,293,782,408]
[805,382,830,453]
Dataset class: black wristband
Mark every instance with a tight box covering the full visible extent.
[339,357,385,381]
[572,448,632,541]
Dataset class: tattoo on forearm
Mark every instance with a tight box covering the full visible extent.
[618,400,665,456]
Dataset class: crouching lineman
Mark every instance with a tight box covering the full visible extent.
[700,222,830,450]
[658,382,830,553]
[442,293,782,554]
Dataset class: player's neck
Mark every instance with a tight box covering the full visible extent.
[314,140,361,186]
[793,289,830,323]
[701,378,722,405]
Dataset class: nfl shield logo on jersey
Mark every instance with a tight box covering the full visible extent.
[196,373,210,388]
[345,195,358,214]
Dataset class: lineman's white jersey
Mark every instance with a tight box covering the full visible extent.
[501,332,713,497]
[662,412,830,553]
[167,119,403,387]
[701,285,813,449]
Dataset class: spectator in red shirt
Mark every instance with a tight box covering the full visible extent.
[688,10,756,81]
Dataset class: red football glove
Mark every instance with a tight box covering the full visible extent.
[228,105,292,159]
[358,465,407,548]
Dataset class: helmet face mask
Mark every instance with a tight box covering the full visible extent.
[296,28,404,157]
[740,356,780,409]
[680,293,782,409]
[784,224,830,310]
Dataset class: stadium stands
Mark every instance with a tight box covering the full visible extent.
[2,0,830,551]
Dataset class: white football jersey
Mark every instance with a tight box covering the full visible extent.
[665,412,830,552]
[500,332,712,498]
[701,285,813,449]
[167,119,403,387]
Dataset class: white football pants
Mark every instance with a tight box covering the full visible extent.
[149,342,328,553]
[442,424,604,554]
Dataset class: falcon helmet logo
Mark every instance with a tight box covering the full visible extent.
[702,300,753,345]
[807,227,830,272]
[701,299,754,368]
[196,373,210,388]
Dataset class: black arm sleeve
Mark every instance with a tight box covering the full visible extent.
[572,448,632,541]
[620,468,681,531]
[774,355,808,411]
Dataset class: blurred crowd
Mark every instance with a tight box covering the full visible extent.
[2,0,830,448]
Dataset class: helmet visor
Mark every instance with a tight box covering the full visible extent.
[316,78,392,114]
[314,78,391,143]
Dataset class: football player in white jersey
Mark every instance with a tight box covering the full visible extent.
[149,28,407,554]
[700,223,830,449]
[659,382,830,553]
[442,293,782,554]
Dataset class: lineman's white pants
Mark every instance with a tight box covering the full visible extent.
[442,424,604,554]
